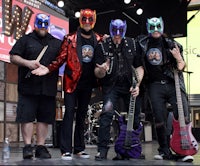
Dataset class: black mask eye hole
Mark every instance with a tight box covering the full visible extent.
[150,25,155,30]
[37,20,42,25]
[156,24,161,29]
[119,28,124,33]
[82,17,87,22]
[44,22,48,26]
[112,27,118,33]
[88,17,93,22]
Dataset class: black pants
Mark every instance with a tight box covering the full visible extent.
[97,86,141,152]
[148,81,189,154]
[60,88,92,154]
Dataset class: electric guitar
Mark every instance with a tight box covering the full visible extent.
[170,69,199,156]
[114,68,142,159]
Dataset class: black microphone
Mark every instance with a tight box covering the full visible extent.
[197,54,200,57]
[183,71,193,74]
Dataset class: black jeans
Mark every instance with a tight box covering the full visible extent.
[148,81,189,154]
[60,88,92,154]
[97,86,141,152]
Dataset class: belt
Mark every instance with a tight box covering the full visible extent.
[152,80,170,84]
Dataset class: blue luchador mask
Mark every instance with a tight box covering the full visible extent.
[34,13,50,30]
[109,19,127,38]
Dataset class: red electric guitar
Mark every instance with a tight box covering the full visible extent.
[170,69,199,156]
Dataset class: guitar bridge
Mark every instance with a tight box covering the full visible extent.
[123,145,131,150]
[123,143,140,150]
[181,144,190,150]
[181,139,190,150]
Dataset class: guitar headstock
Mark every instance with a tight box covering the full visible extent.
[132,77,137,89]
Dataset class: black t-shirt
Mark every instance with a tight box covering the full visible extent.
[145,37,168,82]
[76,36,96,89]
[9,31,62,96]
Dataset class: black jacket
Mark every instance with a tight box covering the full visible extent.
[137,35,186,93]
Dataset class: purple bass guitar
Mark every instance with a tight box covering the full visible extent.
[114,69,142,159]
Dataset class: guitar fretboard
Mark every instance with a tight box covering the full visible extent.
[126,96,135,132]
[174,69,185,127]
[125,67,138,145]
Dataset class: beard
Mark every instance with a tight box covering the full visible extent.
[113,36,122,45]
[80,27,92,35]
[36,29,48,37]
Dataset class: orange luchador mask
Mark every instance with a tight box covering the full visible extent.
[79,9,96,29]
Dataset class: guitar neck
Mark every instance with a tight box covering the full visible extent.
[126,96,136,131]
[124,67,138,144]
[174,69,185,127]
[124,95,136,146]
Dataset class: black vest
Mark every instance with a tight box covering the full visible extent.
[99,37,137,90]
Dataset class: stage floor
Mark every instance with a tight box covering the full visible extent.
[0,141,199,165]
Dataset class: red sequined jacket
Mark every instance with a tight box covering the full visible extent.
[48,30,103,93]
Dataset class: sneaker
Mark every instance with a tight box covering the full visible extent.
[61,152,72,160]
[35,145,51,159]
[139,153,146,159]
[112,153,124,160]
[23,144,33,159]
[74,151,90,159]
[154,152,174,160]
[154,153,164,160]
[181,155,194,162]
[95,152,107,161]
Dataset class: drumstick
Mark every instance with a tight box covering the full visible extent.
[25,45,48,78]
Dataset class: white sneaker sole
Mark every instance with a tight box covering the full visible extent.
[74,154,90,159]
[181,155,194,162]
[61,156,73,160]
[154,155,163,160]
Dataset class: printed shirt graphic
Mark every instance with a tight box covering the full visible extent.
[82,45,94,63]
[146,48,162,65]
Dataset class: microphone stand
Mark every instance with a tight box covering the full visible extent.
[187,9,200,24]
[183,71,193,112]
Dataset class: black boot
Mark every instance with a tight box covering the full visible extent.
[95,149,108,161]
[112,153,126,160]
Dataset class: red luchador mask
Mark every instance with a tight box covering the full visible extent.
[79,9,96,29]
